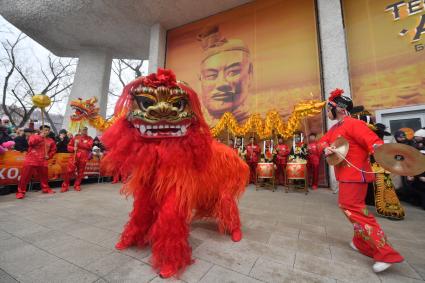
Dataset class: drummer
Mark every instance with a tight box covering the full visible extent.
[273,135,290,185]
[319,88,403,273]
[246,136,261,183]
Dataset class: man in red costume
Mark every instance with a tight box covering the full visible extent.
[61,127,93,192]
[320,88,403,273]
[307,133,321,190]
[273,136,289,185]
[16,125,56,199]
[246,136,260,183]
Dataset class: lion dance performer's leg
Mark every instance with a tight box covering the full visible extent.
[16,165,34,199]
[248,162,257,184]
[339,183,403,263]
[148,190,192,278]
[116,187,155,250]
[215,193,242,242]
[61,161,74,192]
[74,158,88,191]
[275,163,285,185]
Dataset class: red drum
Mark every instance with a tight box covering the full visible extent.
[286,162,307,180]
[256,163,274,178]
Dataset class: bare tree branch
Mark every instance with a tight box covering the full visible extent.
[1,33,24,126]
[1,32,76,128]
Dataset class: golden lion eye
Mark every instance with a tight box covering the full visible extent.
[135,96,156,110]
[172,99,187,111]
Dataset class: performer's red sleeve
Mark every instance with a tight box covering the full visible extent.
[28,134,43,146]
[48,140,56,159]
[348,120,383,154]
[318,130,331,153]
[67,137,75,152]
[255,145,261,153]
[78,137,94,150]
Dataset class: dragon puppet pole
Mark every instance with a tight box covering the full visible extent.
[303,117,309,145]
[32,94,52,158]
[72,121,82,169]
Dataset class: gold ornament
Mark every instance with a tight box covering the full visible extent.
[32,94,52,108]
[211,100,325,139]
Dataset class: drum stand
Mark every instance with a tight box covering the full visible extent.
[285,169,308,195]
[255,168,276,192]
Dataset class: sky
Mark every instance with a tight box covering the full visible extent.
[0,16,148,119]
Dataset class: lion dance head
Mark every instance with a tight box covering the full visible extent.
[102,69,215,196]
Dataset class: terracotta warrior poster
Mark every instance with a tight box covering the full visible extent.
[165,0,323,133]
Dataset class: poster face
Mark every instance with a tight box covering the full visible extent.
[165,0,323,134]
[342,0,425,112]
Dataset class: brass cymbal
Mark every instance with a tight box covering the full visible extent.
[374,143,425,176]
[326,136,349,166]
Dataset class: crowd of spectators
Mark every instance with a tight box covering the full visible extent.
[0,116,104,157]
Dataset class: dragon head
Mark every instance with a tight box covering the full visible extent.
[70,97,100,122]
[114,68,208,139]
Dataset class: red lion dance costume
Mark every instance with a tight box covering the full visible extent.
[101,69,249,278]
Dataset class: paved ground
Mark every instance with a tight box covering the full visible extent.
[0,183,424,283]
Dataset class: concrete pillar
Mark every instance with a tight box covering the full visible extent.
[317,0,351,190]
[148,23,166,74]
[62,49,112,137]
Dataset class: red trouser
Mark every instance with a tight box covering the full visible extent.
[62,157,88,188]
[247,162,258,184]
[307,162,319,187]
[275,163,286,185]
[18,165,50,193]
[339,182,404,263]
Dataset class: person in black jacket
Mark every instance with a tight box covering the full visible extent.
[56,129,70,153]
[13,128,33,152]
[0,125,12,144]
[93,136,105,152]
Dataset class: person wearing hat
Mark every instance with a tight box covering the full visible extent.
[1,116,13,134]
[0,125,12,144]
[374,123,392,140]
[56,129,70,153]
[412,128,425,153]
[16,125,56,199]
[61,126,93,192]
[394,130,412,146]
[319,88,403,272]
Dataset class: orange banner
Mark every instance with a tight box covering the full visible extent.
[0,151,109,186]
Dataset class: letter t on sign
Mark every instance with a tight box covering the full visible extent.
[385,1,406,20]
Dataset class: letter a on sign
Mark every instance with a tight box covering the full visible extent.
[413,14,425,41]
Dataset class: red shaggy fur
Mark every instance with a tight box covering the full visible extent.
[101,76,249,277]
